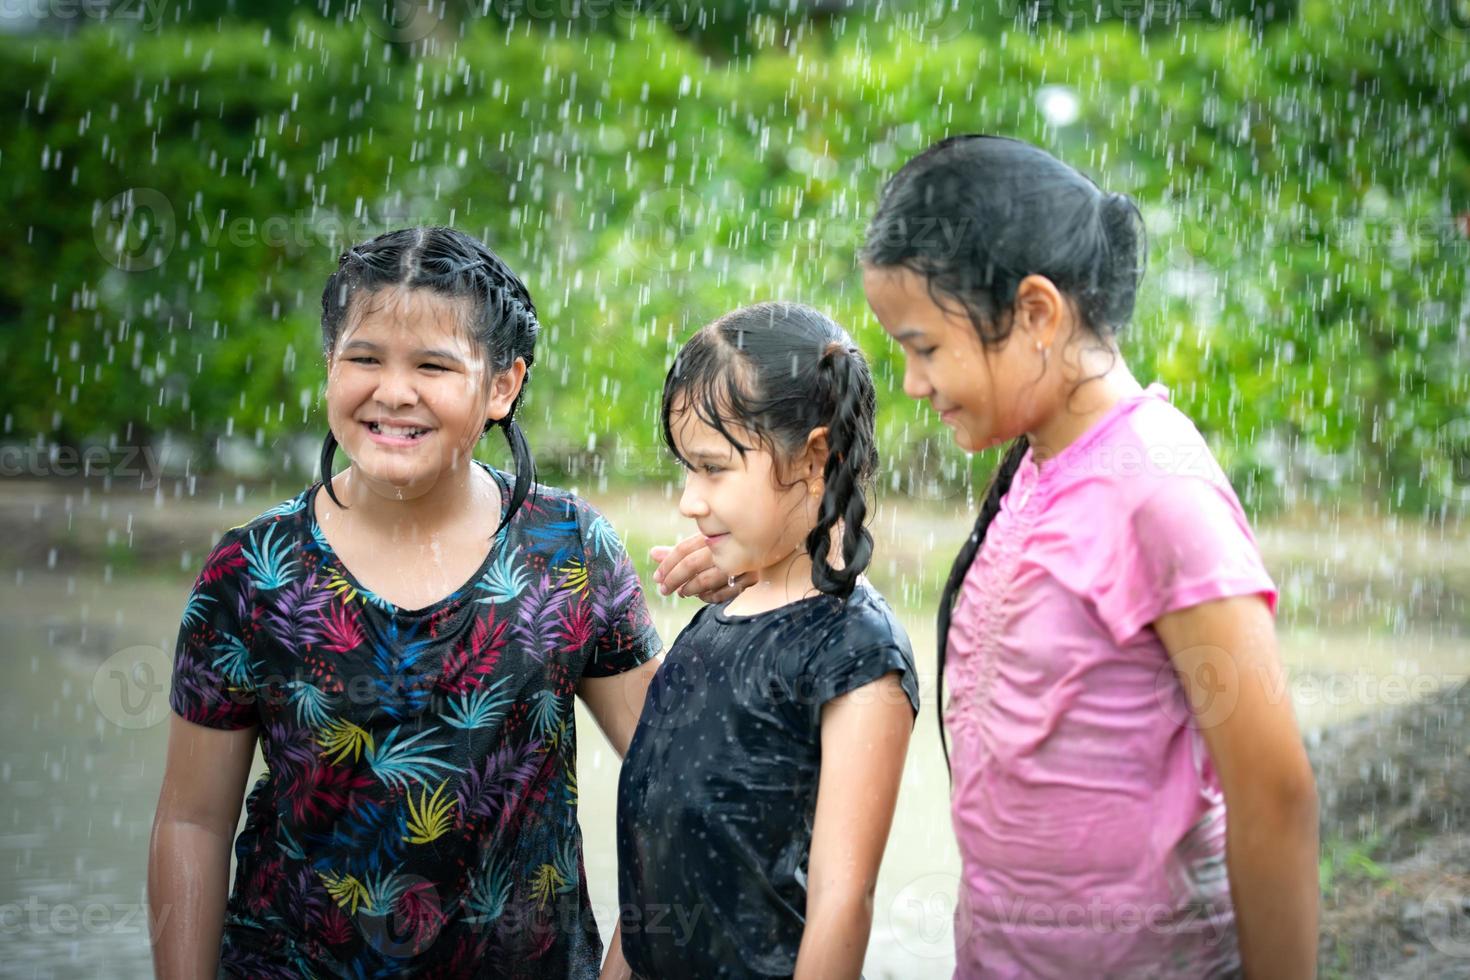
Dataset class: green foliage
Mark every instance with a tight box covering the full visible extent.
[2,1,1466,512]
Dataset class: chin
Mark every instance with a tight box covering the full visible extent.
[350,453,443,493]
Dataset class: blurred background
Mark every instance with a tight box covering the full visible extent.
[2,1,1468,976]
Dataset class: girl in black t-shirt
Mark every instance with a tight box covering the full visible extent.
[148,227,730,980]
[612,302,920,979]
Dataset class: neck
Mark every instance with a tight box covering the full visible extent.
[1027,350,1143,465]
[325,460,496,540]
[729,546,818,614]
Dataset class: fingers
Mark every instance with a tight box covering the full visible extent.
[674,564,731,599]
[651,533,709,596]
[695,572,755,605]
[649,536,754,603]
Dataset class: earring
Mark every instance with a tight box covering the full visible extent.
[810,481,823,498]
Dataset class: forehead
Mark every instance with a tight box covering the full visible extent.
[863,265,954,335]
[668,397,755,457]
[338,287,475,351]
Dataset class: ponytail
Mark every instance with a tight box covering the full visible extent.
[320,429,345,509]
[498,417,536,527]
[935,437,1030,777]
[807,343,878,598]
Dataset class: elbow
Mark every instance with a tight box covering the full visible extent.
[808,879,878,926]
[1252,758,1320,839]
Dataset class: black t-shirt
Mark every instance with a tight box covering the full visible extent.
[615,584,919,979]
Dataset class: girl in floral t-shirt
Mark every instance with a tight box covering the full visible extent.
[148,227,723,979]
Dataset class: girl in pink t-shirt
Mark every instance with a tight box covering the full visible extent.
[861,135,1319,978]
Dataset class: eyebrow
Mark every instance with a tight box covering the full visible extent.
[340,339,466,362]
[892,329,927,343]
[682,448,733,463]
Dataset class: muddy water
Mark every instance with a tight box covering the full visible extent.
[1,481,1466,977]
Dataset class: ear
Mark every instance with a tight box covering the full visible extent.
[484,357,528,424]
[1012,274,1069,350]
[802,426,830,480]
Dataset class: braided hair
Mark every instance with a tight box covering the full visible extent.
[317,226,540,524]
[659,302,879,599]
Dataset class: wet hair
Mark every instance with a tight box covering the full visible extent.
[660,302,878,599]
[318,226,539,524]
[862,134,1146,772]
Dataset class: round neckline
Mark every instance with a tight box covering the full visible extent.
[1022,382,1168,483]
[714,585,858,624]
[308,459,512,618]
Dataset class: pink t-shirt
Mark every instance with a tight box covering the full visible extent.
[946,384,1276,979]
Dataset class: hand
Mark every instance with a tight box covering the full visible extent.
[650,533,754,603]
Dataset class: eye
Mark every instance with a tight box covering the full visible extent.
[420,363,449,372]
[701,464,724,475]
[347,356,377,365]
[914,345,938,359]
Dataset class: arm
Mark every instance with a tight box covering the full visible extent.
[579,658,662,980]
[148,712,258,980]
[577,655,662,758]
[794,674,914,980]
[1154,596,1319,980]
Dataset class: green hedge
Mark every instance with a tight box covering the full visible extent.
[3,3,1467,512]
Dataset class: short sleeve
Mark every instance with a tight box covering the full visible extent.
[1094,477,1279,644]
[168,531,260,730]
[575,500,662,679]
[801,630,921,725]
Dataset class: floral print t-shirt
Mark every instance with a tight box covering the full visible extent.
[168,462,661,979]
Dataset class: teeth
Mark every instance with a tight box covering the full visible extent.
[370,423,427,438]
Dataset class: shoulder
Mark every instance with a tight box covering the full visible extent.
[227,486,315,536]
[190,486,315,589]
[809,584,915,661]
[499,473,626,560]
[800,585,920,713]
[208,486,315,564]
[1063,392,1232,518]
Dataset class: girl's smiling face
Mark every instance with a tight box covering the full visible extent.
[668,401,818,581]
[325,287,519,497]
[862,264,1060,453]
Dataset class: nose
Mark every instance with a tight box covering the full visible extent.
[902,359,932,401]
[372,362,421,410]
[678,478,708,520]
